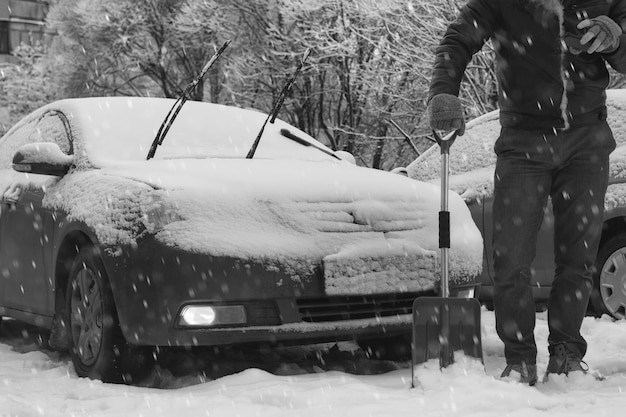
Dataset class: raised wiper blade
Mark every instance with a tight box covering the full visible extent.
[280,128,341,160]
[246,49,311,159]
[146,40,231,160]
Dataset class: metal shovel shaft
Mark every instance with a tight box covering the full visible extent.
[440,148,450,299]
[438,135,452,367]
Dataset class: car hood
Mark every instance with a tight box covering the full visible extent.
[41,158,483,294]
[104,158,432,203]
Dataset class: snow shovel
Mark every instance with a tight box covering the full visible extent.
[411,129,483,378]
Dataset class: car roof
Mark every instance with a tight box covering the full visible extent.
[407,89,626,182]
[3,97,337,167]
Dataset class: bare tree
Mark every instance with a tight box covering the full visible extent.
[45,0,233,101]
[41,0,497,169]
[212,0,497,169]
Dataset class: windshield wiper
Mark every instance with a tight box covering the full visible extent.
[279,128,341,160]
[146,39,231,160]
[246,48,311,159]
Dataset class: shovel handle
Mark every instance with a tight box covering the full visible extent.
[432,129,458,154]
[433,130,458,299]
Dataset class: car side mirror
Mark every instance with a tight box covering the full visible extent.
[12,142,73,176]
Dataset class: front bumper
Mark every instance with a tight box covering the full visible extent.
[103,236,476,347]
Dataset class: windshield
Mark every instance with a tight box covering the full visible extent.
[68,97,337,167]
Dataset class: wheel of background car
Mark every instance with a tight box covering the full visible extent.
[591,234,626,320]
[66,246,151,383]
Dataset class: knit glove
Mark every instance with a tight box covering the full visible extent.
[578,16,622,54]
[427,93,465,135]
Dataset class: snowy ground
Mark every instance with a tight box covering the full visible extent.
[1,310,625,417]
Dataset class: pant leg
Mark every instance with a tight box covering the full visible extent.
[492,128,554,366]
[548,122,614,358]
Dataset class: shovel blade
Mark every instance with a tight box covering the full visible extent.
[412,297,483,368]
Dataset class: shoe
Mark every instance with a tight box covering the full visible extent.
[500,363,538,386]
[543,343,589,381]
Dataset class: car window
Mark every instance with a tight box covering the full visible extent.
[0,110,72,170]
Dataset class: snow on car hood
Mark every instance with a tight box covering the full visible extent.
[36,157,483,292]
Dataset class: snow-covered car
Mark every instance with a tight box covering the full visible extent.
[0,97,483,382]
[408,89,626,320]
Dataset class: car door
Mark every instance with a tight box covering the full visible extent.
[0,110,73,317]
[0,190,52,315]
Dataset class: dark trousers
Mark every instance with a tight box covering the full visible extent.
[492,122,614,365]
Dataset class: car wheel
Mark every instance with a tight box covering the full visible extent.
[591,234,626,319]
[66,246,150,383]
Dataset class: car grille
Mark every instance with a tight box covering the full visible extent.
[295,293,434,322]
[294,200,424,233]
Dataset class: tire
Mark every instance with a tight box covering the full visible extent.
[66,246,151,383]
[590,234,626,319]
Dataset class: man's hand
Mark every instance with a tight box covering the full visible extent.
[578,16,622,54]
[427,93,465,135]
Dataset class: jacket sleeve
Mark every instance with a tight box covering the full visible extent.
[604,0,626,73]
[428,0,499,101]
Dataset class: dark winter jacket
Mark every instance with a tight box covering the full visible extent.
[429,0,626,129]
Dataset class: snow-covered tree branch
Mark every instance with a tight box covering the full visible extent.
[35,0,499,169]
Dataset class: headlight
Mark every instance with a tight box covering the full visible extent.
[177,305,247,327]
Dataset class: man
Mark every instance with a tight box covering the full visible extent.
[427,0,626,385]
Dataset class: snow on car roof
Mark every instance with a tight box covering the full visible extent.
[74,97,339,165]
[2,97,338,169]
[407,89,626,205]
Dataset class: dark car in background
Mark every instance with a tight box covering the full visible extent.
[0,97,483,382]
[408,89,626,320]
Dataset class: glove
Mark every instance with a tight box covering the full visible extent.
[578,16,622,54]
[427,93,465,135]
